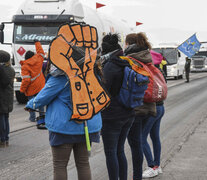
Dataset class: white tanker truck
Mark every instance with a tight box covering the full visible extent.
[0,0,131,103]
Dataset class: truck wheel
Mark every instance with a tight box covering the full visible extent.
[15,91,28,104]
[180,75,183,79]
[174,76,178,80]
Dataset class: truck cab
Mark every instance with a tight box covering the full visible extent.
[0,0,130,103]
[13,15,76,103]
[190,42,207,72]
[0,0,83,103]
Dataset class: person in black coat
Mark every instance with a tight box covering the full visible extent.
[101,33,135,180]
[185,57,191,83]
[0,50,15,148]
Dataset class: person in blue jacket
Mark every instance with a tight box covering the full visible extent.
[25,62,102,180]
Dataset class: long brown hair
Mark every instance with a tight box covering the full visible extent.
[125,32,152,50]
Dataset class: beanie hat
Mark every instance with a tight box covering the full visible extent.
[101,33,122,55]
[0,50,10,63]
[25,50,34,60]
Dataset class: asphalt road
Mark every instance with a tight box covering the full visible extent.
[1,73,207,180]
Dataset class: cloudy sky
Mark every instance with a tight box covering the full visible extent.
[0,0,206,48]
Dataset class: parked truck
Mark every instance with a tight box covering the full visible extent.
[0,0,130,103]
[190,42,207,72]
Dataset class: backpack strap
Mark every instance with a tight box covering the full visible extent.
[119,56,151,77]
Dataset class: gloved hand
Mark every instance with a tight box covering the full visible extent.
[24,107,34,112]
[19,91,25,95]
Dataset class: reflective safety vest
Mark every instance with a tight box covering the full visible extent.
[22,70,42,81]
[20,42,45,96]
[49,23,110,121]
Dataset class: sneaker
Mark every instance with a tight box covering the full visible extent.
[36,123,47,130]
[29,119,36,122]
[142,167,158,178]
[155,166,162,174]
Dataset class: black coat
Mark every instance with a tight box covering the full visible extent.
[101,55,135,121]
[0,65,15,113]
[185,59,191,72]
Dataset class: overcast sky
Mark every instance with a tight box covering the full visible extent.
[0,0,206,47]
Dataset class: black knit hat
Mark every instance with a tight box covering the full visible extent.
[0,50,10,63]
[25,50,34,60]
[101,33,122,55]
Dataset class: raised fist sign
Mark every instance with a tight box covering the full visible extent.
[49,23,110,121]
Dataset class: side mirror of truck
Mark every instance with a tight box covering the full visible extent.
[0,30,4,44]
[178,51,181,57]
[0,23,4,31]
[0,22,12,45]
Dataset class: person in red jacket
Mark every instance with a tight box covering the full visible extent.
[20,41,45,122]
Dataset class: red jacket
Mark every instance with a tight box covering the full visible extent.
[20,42,45,96]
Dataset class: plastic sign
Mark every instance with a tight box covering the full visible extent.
[17,47,26,56]
[49,22,110,121]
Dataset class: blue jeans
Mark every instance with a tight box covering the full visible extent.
[142,105,165,167]
[102,116,134,180]
[0,113,9,142]
[127,115,149,180]
[28,95,44,122]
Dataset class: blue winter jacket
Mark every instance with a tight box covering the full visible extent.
[26,72,102,135]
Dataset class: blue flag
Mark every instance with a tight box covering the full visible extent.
[177,34,201,58]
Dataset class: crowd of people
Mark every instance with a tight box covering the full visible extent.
[0,24,192,180]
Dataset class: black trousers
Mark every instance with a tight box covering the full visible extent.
[185,70,190,82]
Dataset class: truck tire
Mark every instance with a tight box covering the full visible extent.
[174,76,178,80]
[15,91,28,104]
[174,70,179,80]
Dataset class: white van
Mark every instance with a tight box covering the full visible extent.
[153,44,185,79]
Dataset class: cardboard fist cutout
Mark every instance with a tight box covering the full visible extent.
[49,23,110,121]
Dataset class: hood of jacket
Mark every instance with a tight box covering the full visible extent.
[124,44,152,64]
[108,49,130,68]
[20,54,39,66]
[110,56,130,67]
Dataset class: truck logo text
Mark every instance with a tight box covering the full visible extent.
[16,34,56,41]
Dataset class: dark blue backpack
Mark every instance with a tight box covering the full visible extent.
[117,66,149,108]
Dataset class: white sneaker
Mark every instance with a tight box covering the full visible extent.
[156,166,163,174]
[142,167,158,178]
